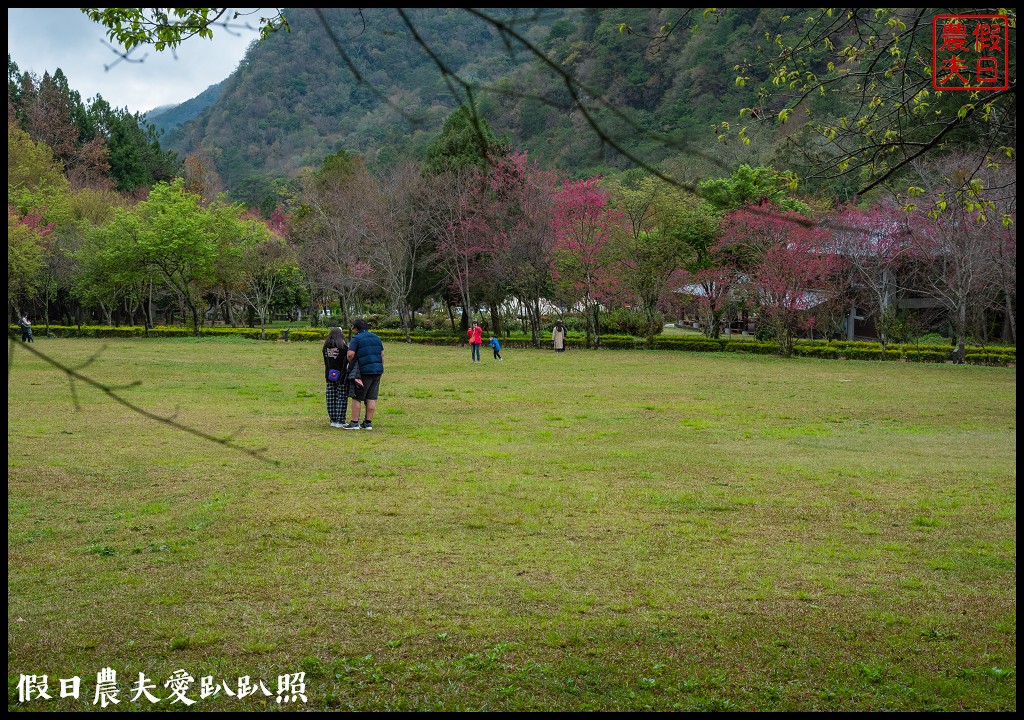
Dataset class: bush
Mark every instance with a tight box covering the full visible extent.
[724,340,778,355]
[840,346,885,361]
[598,334,645,349]
[599,307,664,337]
[965,350,1016,366]
[11,323,1014,368]
[901,348,950,363]
[794,344,839,359]
[651,336,725,352]
[916,333,951,346]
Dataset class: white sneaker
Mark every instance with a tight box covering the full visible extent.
[330,422,343,428]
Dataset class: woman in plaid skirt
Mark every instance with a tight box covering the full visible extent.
[322,327,350,428]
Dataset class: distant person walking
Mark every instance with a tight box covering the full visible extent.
[343,318,384,431]
[322,327,349,428]
[19,315,34,343]
[552,320,566,352]
[467,320,483,363]
[489,335,502,361]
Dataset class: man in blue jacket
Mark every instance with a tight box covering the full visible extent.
[342,318,384,431]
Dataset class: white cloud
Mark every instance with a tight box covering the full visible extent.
[7,8,257,115]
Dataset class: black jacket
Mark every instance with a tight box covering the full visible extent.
[323,342,349,383]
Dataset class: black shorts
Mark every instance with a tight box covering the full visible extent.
[349,374,381,401]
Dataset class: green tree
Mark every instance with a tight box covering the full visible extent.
[8,207,48,311]
[236,214,296,337]
[7,123,70,219]
[128,179,218,333]
[697,164,810,215]
[424,104,507,176]
[610,175,714,341]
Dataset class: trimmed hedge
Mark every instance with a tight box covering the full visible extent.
[9,325,1015,366]
[901,348,950,363]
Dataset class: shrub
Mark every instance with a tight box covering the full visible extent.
[901,348,951,363]
[841,346,885,361]
[651,336,725,352]
[965,350,1016,366]
[600,307,664,337]
[598,334,645,349]
[916,333,952,346]
[724,340,778,355]
[794,344,839,359]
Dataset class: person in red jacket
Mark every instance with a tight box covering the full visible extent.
[467,320,483,363]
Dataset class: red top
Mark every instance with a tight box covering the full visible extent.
[467,326,483,344]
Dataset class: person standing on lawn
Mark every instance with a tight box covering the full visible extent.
[552,320,566,352]
[19,315,34,343]
[322,327,349,428]
[489,335,502,361]
[342,318,384,431]
[467,320,483,363]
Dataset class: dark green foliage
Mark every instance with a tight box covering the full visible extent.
[7,56,180,193]
[599,307,664,337]
[92,100,180,191]
[424,105,506,175]
[145,8,802,192]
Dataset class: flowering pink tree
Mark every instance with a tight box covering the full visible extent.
[551,176,625,347]
[720,204,843,355]
[830,201,910,356]
[689,264,737,337]
[462,151,557,344]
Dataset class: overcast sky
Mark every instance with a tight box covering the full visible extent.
[8,8,259,115]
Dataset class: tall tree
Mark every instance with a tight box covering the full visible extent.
[291,151,375,330]
[459,150,557,343]
[128,178,218,333]
[359,162,434,340]
[424,104,507,176]
[719,203,842,355]
[551,176,625,348]
[236,212,296,338]
[905,157,1008,360]
[831,201,911,356]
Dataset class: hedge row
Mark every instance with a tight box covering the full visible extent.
[9,325,1015,366]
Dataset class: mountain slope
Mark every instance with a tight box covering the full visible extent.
[162,8,779,193]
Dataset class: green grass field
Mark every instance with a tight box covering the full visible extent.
[7,337,1016,711]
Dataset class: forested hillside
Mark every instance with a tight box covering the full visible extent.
[145,80,225,138]
[161,8,784,199]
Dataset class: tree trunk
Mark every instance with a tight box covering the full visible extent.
[189,301,201,336]
[531,298,542,347]
[489,301,502,338]
[399,304,412,342]
[1004,294,1016,345]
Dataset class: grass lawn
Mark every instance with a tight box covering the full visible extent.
[7,337,1016,711]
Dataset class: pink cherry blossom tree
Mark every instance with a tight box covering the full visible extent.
[551,176,625,347]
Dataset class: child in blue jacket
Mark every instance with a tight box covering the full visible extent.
[489,336,502,361]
